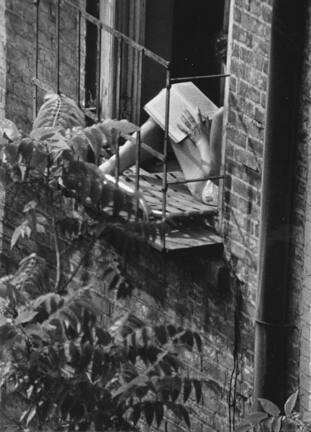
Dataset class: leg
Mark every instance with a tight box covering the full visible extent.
[208,106,224,176]
[99,117,163,174]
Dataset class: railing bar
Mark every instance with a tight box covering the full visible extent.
[33,0,40,119]
[76,9,81,106]
[161,70,171,250]
[167,175,226,185]
[134,130,141,220]
[115,134,120,183]
[135,48,143,124]
[170,73,230,83]
[96,24,102,121]
[56,0,61,94]
[115,37,122,118]
[62,0,170,68]
[113,132,120,218]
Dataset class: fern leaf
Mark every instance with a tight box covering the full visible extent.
[33,93,85,130]
[12,254,49,299]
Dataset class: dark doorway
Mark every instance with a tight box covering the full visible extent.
[171,0,226,105]
[142,0,228,111]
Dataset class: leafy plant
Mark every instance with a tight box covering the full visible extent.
[236,391,311,432]
[0,97,201,431]
[0,280,204,430]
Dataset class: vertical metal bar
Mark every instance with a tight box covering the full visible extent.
[161,68,171,250]
[96,23,102,121]
[133,48,143,219]
[114,132,120,183]
[135,48,143,124]
[76,9,81,106]
[134,130,141,220]
[113,131,120,218]
[33,0,40,119]
[56,0,61,94]
[115,37,123,118]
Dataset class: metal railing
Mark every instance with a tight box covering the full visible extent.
[32,0,229,250]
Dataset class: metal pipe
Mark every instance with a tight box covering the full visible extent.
[254,0,307,408]
[170,73,230,83]
[76,9,81,106]
[56,0,61,94]
[33,0,40,119]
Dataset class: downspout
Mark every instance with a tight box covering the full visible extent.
[254,0,306,407]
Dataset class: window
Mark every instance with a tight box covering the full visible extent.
[33,0,231,251]
[92,0,230,122]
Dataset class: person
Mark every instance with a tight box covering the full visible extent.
[99,105,224,203]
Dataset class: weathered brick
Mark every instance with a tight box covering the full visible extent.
[232,23,253,48]
[227,125,248,148]
[239,80,261,104]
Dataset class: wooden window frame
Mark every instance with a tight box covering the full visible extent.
[99,0,146,123]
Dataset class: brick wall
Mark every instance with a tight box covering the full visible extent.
[0,1,6,120]
[5,0,83,132]
[67,237,251,432]
[4,0,311,429]
[0,2,261,431]
[224,0,311,414]
[221,0,272,411]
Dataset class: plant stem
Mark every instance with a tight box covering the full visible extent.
[52,214,61,292]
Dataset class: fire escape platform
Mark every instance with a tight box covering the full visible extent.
[120,168,223,252]
[121,168,219,220]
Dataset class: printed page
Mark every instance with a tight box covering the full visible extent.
[144,82,218,143]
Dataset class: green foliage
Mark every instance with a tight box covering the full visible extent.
[33,93,86,130]
[0,282,203,431]
[0,94,203,431]
[0,94,151,222]
[237,391,311,432]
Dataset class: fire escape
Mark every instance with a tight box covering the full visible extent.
[32,0,228,253]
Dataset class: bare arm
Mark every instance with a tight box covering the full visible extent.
[99,117,163,174]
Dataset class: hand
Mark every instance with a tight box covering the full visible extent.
[178,108,211,144]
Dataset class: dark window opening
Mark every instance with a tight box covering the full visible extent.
[142,0,229,115]
[171,0,226,106]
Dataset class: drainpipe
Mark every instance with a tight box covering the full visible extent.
[254,0,306,407]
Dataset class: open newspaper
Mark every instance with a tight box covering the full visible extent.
[144,82,218,143]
